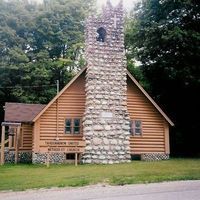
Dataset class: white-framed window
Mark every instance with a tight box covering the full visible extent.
[130,120,142,136]
[65,118,81,135]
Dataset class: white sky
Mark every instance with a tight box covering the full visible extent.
[97,0,139,10]
[33,0,138,10]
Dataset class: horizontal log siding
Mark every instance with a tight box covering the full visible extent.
[127,77,167,154]
[38,72,86,151]
[35,72,169,154]
[19,124,33,151]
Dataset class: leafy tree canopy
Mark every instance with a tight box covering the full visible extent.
[0,0,95,121]
[127,0,200,156]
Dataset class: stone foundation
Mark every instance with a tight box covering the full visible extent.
[32,153,65,164]
[141,153,169,161]
[4,150,32,163]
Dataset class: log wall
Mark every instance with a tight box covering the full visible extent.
[20,124,33,151]
[34,72,86,153]
[33,72,169,155]
[127,76,169,154]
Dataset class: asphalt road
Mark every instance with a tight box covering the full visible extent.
[0,180,200,200]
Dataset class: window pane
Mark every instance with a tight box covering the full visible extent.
[135,120,141,128]
[65,126,71,134]
[74,119,80,127]
[65,119,71,134]
[66,119,71,127]
[74,119,80,134]
[135,128,141,135]
[74,126,80,134]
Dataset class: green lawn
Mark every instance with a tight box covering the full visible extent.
[0,159,199,191]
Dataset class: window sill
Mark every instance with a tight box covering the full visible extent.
[64,134,83,137]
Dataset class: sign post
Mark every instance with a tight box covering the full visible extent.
[75,152,78,166]
[0,125,5,165]
[14,126,20,164]
[46,146,50,168]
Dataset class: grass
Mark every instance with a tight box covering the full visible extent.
[0,158,199,191]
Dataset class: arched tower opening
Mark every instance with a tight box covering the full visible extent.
[96,27,106,42]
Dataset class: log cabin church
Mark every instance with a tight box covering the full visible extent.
[0,1,174,165]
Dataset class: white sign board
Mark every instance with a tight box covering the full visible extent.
[101,112,113,118]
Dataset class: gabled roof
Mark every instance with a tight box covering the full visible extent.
[33,67,174,126]
[4,102,46,123]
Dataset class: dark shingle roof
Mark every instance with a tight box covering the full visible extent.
[4,102,46,123]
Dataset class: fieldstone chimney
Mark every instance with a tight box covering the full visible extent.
[82,0,131,164]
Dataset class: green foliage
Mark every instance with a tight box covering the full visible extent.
[128,0,200,156]
[0,159,199,191]
[0,0,95,120]
[127,60,150,90]
[125,14,150,90]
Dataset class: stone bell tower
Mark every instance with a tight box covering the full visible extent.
[82,0,131,164]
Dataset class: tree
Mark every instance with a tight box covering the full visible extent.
[0,0,96,123]
[125,14,150,90]
[128,0,200,156]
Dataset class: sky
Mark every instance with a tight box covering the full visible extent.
[33,0,139,11]
[97,0,139,10]
[97,0,138,9]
